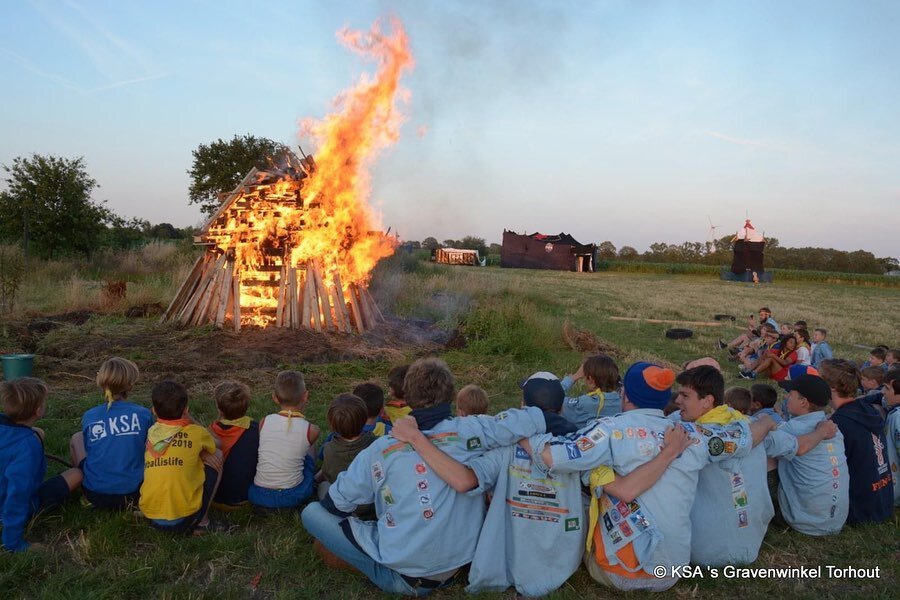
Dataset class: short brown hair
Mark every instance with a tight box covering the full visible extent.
[1,377,48,422]
[274,371,306,406]
[750,383,778,409]
[860,366,885,386]
[583,355,620,392]
[724,387,752,415]
[215,380,251,420]
[327,393,367,438]
[795,328,810,344]
[387,365,409,399]
[888,349,900,362]
[403,358,455,409]
[353,382,385,418]
[96,357,139,399]
[456,384,489,416]
[870,347,887,361]
[151,380,188,420]
[819,359,860,398]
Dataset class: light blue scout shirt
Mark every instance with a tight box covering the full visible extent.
[765,412,850,534]
[327,407,546,578]
[560,376,622,428]
[689,442,772,566]
[464,437,586,597]
[536,410,751,590]
[887,405,900,506]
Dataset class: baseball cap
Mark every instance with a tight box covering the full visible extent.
[779,374,831,406]
[521,372,564,412]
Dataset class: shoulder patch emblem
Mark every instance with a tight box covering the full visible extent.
[708,436,725,456]
[466,436,483,451]
[565,517,580,531]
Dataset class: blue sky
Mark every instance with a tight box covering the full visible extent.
[2,1,898,256]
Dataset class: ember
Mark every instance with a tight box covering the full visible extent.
[162,19,412,332]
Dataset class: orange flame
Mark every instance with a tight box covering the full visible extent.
[205,18,413,327]
[294,17,413,285]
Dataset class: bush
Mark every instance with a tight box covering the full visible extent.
[462,297,551,361]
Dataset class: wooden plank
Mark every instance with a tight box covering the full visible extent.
[232,271,241,332]
[361,286,384,323]
[161,255,206,323]
[347,283,365,334]
[275,266,287,327]
[356,283,374,331]
[312,262,334,331]
[332,272,352,333]
[309,267,322,332]
[607,316,724,327]
[177,258,216,323]
[300,274,310,329]
[215,262,233,327]
[195,255,227,326]
[330,280,346,332]
[289,266,299,329]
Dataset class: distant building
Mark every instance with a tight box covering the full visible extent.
[500,230,596,272]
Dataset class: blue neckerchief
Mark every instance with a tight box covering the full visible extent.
[543,411,578,436]
[410,403,452,431]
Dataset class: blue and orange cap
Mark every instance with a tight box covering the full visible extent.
[623,362,675,410]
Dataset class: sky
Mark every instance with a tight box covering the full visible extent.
[1,0,898,256]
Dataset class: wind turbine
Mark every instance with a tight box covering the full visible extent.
[706,215,720,253]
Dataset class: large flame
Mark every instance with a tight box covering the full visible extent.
[207,18,413,327]
[294,18,412,284]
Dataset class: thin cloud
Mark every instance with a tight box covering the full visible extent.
[0,48,85,92]
[89,73,168,92]
[703,129,768,149]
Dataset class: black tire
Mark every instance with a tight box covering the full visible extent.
[713,314,736,322]
[666,328,694,340]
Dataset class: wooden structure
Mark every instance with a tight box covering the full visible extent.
[722,219,772,282]
[161,159,384,333]
[500,230,596,272]
[433,247,484,266]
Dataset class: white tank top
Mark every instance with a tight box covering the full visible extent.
[254,412,311,489]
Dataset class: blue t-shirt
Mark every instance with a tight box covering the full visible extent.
[81,401,153,494]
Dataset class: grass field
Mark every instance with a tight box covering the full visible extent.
[1,256,898,599]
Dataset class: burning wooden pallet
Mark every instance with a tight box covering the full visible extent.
[161,159,385,333]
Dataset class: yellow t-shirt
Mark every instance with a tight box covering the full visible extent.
[139,423,216,520]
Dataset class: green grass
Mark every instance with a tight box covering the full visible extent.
[2,258,899,598]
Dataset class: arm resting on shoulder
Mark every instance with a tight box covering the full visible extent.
[392,417,479,492]
[750,415,776,447]
[602,424,691,503]
[795,419,837,456]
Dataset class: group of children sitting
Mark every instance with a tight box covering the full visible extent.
[1,348,897,596]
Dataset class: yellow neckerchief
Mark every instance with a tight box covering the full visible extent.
[104,389,119,410]
[586,465,616,551]
[146,417,191,458]
[586,389,606,417]
[278,409,305,430]
[696,405,749,425]
[371,421,387,437]
[218,416,251,429]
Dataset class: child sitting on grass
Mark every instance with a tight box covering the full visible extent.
[139,380,224,534]
[561,354,621,427]
[382,364,411,423]
[315,394,376,505]
[521,372,578,435]
[209,381,259,507]
[750,383,783,424]
[456,384,489,417]
[249,371,319,510]
[1,378,82,552]
[353,382,392,436]
[881,368,900,506]
[725,386,752,415]
[70,357,151,510]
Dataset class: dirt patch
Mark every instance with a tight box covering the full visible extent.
[13,313,449,391]
[562,319,625,358]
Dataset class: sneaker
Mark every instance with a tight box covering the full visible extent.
[728,347,741,357]
[717,340,727,350]
[739,369,756,380]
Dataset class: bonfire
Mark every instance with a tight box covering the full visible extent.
[162,19,413,332]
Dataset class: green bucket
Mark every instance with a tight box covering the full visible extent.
[1,354,35,381]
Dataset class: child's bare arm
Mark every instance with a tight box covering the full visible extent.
[308,424,320,445]
[314,469,325,483]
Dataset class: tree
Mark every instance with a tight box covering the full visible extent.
[421,237,440,251]
[1,154,109,258]
[618,245,638,260]
[442,239,459,248]
[598,240,617,260]
[458,235,487,256]
[188,135,288,215]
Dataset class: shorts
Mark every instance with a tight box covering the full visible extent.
[149,465,217,534]
[78,459,140,510]
[214,425,259,506]
[248,456,315,509]
[36,475,71,513]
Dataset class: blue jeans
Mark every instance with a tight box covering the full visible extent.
[249,456,315,509]
[301,502,435,596]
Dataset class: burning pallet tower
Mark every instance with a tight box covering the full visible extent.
[161,155,385,333]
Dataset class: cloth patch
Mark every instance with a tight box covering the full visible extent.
[565,517,580,531]
[708,436,725,456]
[466,436,483,451]
[565,443,582,459]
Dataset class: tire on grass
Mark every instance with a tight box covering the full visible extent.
[665,328,693,340]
